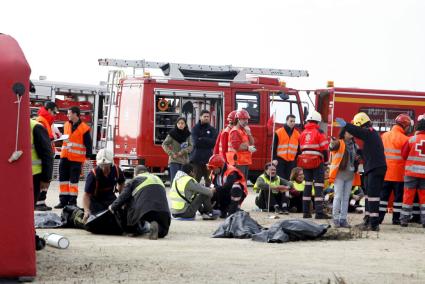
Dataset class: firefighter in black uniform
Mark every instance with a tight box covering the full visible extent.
[336,113,387,231]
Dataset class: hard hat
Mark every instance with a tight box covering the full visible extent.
[96,149,113,165]
[306,110,322,122]
[236,109,250,120]
[207,154,225,170]
[395,114,413,128]
[353,112,371,126]
[227,110,238,123]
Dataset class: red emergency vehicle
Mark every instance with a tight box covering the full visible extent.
[99,59,310,182]
[314,83,425,137]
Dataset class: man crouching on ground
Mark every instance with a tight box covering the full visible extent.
[109,165,171,239]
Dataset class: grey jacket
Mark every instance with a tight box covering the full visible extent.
[171,170,213,215]
[161,134,193,165]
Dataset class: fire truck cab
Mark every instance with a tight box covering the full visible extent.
[99,59,309,182]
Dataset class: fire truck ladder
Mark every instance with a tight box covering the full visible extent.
[98,59,309,81]
[99,70,124,151]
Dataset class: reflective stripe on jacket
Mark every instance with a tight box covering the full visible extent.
[405,133,425,178]
[31,119,42,175]
[276,127,300,161]
[329,139,345,183]
[60,121,90,162]
[299,122,328,154]
[253,173,280,193]
[227,127,252,166]
[132,173,165,196]
[381,125,409,181]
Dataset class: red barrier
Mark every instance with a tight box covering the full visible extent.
[0,35,36,277]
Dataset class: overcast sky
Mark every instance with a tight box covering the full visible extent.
[2,0,425,92]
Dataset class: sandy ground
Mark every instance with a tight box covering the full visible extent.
[34,181,425,284]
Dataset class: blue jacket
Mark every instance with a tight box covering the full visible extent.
[190,121,218,164]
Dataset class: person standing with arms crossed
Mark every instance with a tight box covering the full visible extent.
[272,114,300,180]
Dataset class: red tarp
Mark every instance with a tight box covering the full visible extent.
[0,34,36,277]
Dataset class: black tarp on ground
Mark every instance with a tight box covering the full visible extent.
[212,211,263,239]
[212,211,330,243]
[252,219,330,243]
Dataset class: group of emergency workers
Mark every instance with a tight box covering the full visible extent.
[31,96,425,249]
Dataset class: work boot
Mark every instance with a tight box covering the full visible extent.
[202,212,219,220]
[54,203,66,209]
[274,205,283,214]
[333,219,340,228]
[303,213,312,219]
[149,221,159,240]
[281,208,289,215]
[35,235,46,251]
[35,204,52,211]
[315,213,331,219]
[339,219,351,228]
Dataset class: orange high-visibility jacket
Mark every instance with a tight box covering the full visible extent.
[60,121,90,163]
[276,127,300,161]
[381,125,409,181]
[227,127,252,166]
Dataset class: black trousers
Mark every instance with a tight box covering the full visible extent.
[59,158,82,205]
[289,194,303,212]
[364,167,387,227]
[192,163,211,187]
[303,164,325,214]
[213,184,246,216]
[379,181,404,224]
[255,190,289,211]
[125,211,170,238]
[33,174,42,207]
[276,157,296,180]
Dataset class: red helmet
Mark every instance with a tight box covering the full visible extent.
[227,110,237,123]
[395,114,412,128]
[207,154,225,170]
[236,109,250,120]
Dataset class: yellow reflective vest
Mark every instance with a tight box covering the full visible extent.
[132,173,164,196]
[169,175,197,211]
[30,119,42,175]
[253,173,281,193]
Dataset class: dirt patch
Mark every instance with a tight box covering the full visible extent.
[34,182,425,283]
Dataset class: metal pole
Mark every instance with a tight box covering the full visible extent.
[267,93,277,213]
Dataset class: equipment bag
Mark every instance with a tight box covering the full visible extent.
[297,153,322,169]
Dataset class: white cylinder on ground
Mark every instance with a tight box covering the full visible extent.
[43,233,70,249]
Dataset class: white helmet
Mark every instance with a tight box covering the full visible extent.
[96,149,113,165]
[306,110,322,122]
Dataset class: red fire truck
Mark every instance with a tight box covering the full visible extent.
[314,84,425,137]
[98,59,310,181]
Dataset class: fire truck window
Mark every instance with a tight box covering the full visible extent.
[270,99,301,124]
[235,93,260,124]
[359,107,415,133]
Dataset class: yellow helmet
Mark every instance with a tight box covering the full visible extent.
[353,112,371,126]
